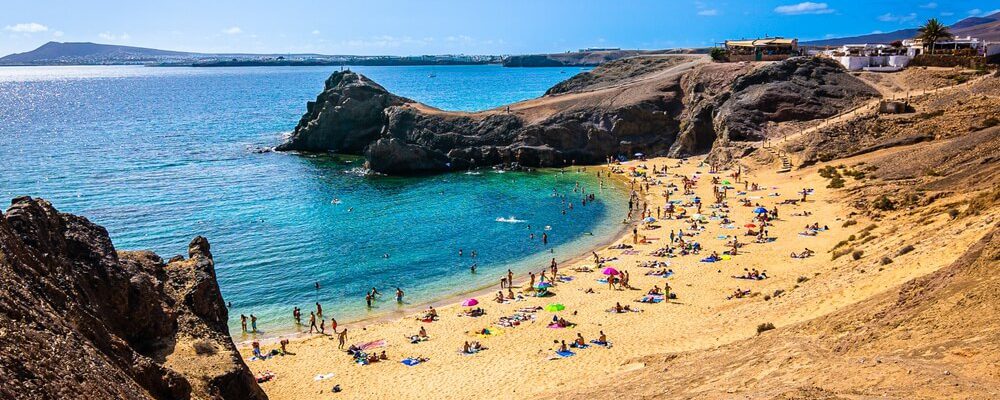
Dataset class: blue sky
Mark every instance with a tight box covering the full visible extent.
[3,1,999,56]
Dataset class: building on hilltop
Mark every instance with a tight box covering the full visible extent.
[723,37,799,62]
[823,44,911,71]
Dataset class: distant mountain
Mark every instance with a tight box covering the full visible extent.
[0,42,201,65]
[0,41,499,66]
[803,12,1000,46]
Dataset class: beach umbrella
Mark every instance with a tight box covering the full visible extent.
[544,303,565,312]
[744,223,757,228]
[461,298,479,307]
[643,217,656,223]
[602,267,619,276]
[754,207,768,214]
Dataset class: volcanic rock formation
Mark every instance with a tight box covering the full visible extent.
[278,56,878,174]
[0,197,266,400]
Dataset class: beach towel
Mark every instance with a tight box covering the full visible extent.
[596,278,608,284]
[547,323,575,329]
[401,358,423,367]
[555,350,575,357]
[589,340,613,348]
[313,373,335,381]
[700,258,717,263]
[570,343,590,349]
[357,339,387,350]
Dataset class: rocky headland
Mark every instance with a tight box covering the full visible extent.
[0,197,266,400]
[277,56,879,174]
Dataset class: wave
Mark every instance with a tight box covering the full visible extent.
[495,216,527,223]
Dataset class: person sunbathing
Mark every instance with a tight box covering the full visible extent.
[379,350,388,361]
[494,291,505,303]
[559,340,569,353]
[648,286,663,295]
[574,333,586,347]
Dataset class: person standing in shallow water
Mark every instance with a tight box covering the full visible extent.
[315,302,323,317]
[542,232,548,245]
[365,293,373,308]
[240,314,248,333]
[250,314,258,332]
[396,287,404,303]
[308,311,317,333]
[292,306,301,325]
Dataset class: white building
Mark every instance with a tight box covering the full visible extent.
[903,36,1000,57]
[825,44,911,71]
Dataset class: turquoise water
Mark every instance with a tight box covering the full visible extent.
[0,64,624,337]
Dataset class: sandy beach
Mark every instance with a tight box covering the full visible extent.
[236,150,991,399]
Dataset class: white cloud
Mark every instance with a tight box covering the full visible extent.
[919,2,937,9]
[311,29,320,35]
[698,9,719,16]
[98,32,130,41]
[971,9,1000,17]
[222,26,242,35]
[774,2,834,15]
[878,12,917,23]
[4,22,49,33]
[52,30,64,37]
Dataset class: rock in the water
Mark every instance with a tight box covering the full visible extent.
[0,197,267,400]
[277,57,878,174]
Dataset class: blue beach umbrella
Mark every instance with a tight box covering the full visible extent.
[754,207,768,214]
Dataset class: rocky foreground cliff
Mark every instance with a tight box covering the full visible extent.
[0,197,266,400]
[277,56,879,174]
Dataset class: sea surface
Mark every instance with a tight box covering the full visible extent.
[0,64,626,337]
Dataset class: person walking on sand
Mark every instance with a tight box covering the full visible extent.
[500,277,507,289]
[240,314,248,333]
[507,269,514,287]
[308,312,317,333]
[338,328,348,349]
[331,317,337,332]
[633,227,638,244]
[250,314,258,333]
[319,317,325,334]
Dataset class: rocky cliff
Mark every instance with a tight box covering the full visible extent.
[0,197,266,400]
[277,56,878,174]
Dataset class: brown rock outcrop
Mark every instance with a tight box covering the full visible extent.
[0,197,266,400]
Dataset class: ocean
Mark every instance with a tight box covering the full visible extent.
[0,64,627,337]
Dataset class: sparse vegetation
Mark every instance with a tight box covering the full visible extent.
[709,47,727,62]
[880,256,894,265]
[192,340,217,355]
[842,219,857,228]
[896,244,915,256]
[947,208,960,219]
[796,276,809,283]
[852,250,865,260]
[872,195,895,211]
[756,322,776,334]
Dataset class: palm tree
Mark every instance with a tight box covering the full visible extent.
[917,18,952,55]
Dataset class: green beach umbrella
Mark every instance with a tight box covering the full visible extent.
[544,303,565,312]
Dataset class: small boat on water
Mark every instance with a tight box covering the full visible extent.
[428,73,437,78]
